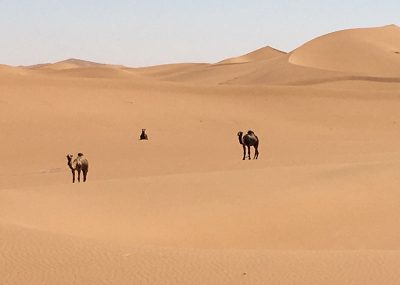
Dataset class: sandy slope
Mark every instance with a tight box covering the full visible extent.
[216,46,286,65]
[2,224,400,285]
[139,25,400,85]
[27,58,122,70]
[2,25,400,284]
[289,25,400,76]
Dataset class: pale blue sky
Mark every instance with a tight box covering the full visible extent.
[0,0,399,67]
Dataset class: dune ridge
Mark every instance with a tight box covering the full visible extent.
[27,58,123,70]
[216,46,286,65]
[2,25,398,85]
[289,25,400,76]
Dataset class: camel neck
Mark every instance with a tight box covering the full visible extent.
[238,134,244,145]
[67,158,75,170]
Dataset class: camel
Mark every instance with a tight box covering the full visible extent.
[237,130,259,160]
[140,129,148,140]
[66,153,89,183]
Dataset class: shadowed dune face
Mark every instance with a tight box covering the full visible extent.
[289,25,400,76]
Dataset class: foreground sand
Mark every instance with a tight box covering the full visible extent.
[2,25,400,284]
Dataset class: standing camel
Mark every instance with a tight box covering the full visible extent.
[66,153,89,183]
[237,130,259,160]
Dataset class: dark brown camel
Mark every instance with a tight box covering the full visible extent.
[66,153,89,183]
[237,130,259,160]
[140,129,148,140]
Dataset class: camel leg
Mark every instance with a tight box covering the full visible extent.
[242,145,246,160]
[254,146,259,159]
[247,145,251,160]
[71,170,75,183]
[77,169,81,182]
[83,170,87,182]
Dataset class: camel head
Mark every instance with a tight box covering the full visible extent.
[66,154,73,161]
[237,131,244,145]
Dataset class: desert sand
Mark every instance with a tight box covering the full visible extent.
[2,25,400,284]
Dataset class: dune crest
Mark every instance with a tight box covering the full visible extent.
[288,25,400,76]
[217,46,286,65]
[136,25,400,85]
[20,58,145,79]
[28,58,123,71]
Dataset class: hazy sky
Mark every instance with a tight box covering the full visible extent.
[1,0,399,67]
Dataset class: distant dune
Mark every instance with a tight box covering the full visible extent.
[7,25,400,85]
[0,64,26,75]
[133,47,287,85]
[27,58,111,70]
[20,58,145,79]
[216,46,286,65]
[135,63,209,80]
[39,66,140,79]
[137,25,400,85]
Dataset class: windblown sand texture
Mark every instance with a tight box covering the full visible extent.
[2,25,400,284]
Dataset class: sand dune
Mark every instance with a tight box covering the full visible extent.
[2,24,400,284]
[145,25,400,85]
[135,63,209,80]
[216,46,286,65]
[21,58,138,79]
[27,58,119,70]
[289,25,400,76]
[36,66,140,79]
[135,47,285,83]
[133,50,292,85]
[0,64,27,76]
[0,64,13,70]
[14,25,400,85]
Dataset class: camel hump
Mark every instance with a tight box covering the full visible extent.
[77,153,84,157]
